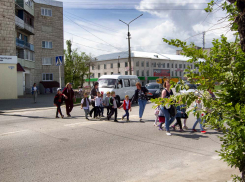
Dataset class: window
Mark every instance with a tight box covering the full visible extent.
[180,71,182,77]
[172,71,174,76]
[163,63,165,68]
[25,0,33,9]
[24,50,34,61]
[183,64,185,69]
[175,71,177,76]
[146,70,149,76]
[175,64,177,68]
[42,73,53,81]
[104,72,107,75]
[130,79,136,87]
[153,62,156,67]
[179,64,182,68]
[92,66,95,70]
[42,41,52,49]
[104,64,107,69]
[111,63,113,68]
[125,71,128,75]
[141,61,144,67]
[172,64,174,68]
[98,73,101,77]
[146,62,149,67]
[167,63,169,68]
[157,63,161,67]
[136,70,139,76]
[125,62,128,67]
[111,72,113,75]
[98,65,100,70]
[191,65,193,69]
[42,57,52,65]
[124,79,130,87]
[41,8,52,17]
[136,61,139,66]
[118,63,120,68]
[142,70,144,76]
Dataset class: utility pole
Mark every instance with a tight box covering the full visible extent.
[118,56,120,74]
[119,14,143,75]
[88,59,91,87]
[203,31,206,49]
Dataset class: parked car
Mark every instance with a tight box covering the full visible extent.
[145,83,163,99]
[179,83,199,95]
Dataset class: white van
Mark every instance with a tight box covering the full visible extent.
[98,75,139,102]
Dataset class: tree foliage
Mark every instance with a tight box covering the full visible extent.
[151,1,245,181]
[64,40,91,88]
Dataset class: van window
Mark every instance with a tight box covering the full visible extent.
[130,79,136,87]
[124,79,130,87]
[98,79,116,88]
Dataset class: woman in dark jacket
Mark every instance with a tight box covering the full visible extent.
[89,82,99,117]
[131,82,148,122]
[62,83,76,117]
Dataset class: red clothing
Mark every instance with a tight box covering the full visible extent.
[123,100,131,110]
[62,87,74,101]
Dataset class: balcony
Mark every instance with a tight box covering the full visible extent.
[15,0,34,16]
[15,16,34,35]
[16,38,35,51]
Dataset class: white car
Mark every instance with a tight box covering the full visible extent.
[98,75,139,102]
[179,83,199,96]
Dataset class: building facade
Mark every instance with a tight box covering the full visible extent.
[0,0,64,99]
[89,51,200,86]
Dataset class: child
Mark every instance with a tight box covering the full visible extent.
[107,91,119,122]
[94,92,102,118]
[103,91,111,117]
[81,92,91,120]
[53,88,66,118]
[119,95,132,122]
[100,91,105,117]
[154,105,161,126]
[192,97,206,133]
[158,106,166,130]
[171,102,188,132]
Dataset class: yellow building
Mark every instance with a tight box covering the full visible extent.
[0,56,18,99]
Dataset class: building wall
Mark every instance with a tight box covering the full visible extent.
[17,72,24,96]
[0,0,16,56]
[0,63,18,99]
[33,2,64,87]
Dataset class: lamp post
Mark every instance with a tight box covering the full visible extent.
[118,56,120,74]
[119,14,143,75]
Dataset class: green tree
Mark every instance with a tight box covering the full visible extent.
[64,40,91,88]
[151,1,245,181]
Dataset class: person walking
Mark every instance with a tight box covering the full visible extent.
[81,92,91,120]
[119,95,132,122]
[192,97,206,133]
[89,82,99,117]
[32,83,38,103]
[161,79,176,136]
[62,83,76,117]
[54,88,67,118]
[131,82,148,122]
[103,91,111,117]
[107,91,119,122]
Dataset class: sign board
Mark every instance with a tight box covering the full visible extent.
[56,56,63,66]
[153,69,170,77]
[126,67,133,71]
[0,56,17,64]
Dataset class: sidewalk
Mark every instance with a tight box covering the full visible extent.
[0,94,56,112]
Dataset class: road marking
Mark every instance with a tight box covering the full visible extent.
[0,130,28,136]
[64,121,102,127]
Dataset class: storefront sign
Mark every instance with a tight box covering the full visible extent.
[0,56,17,64]
[153,69,170,77]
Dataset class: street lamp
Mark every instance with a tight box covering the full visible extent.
[118,56,120,74]
[119,14,143,75]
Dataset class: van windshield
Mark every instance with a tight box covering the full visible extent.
[98,79,117,88]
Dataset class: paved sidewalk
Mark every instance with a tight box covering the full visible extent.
[0,94,56,112]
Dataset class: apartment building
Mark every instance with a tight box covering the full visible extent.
[89,51,200,86]
[0,0,64,99]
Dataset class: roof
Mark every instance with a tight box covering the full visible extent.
[95,51,204,62]
[34,0,63,7]
[17,63,25,72]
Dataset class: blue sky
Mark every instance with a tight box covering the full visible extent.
[58,0,234,57]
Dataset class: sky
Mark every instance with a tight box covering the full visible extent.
[58,0,234,58]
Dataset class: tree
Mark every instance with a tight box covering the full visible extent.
[64,40,91,88]
[150,1,245,181]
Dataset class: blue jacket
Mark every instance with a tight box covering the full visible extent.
[176,104,186,118]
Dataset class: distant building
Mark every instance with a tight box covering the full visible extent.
[0,0,64,99]
[176,46,211,55]
[89,51,201,86]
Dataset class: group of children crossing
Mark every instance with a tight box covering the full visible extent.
[81,91,132,122]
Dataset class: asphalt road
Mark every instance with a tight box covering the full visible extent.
[0,102,240,182]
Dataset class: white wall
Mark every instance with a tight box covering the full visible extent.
[17,72,24,96]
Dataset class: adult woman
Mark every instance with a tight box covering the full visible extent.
[131,82,148,122]
[89,82,99,117]
[32,83,38,103]
[161,79,176,136]
[62,83,76,117]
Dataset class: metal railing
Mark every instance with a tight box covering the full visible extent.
[16,38,35,51]
[24,23,34,34]
[15,16,24,29]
